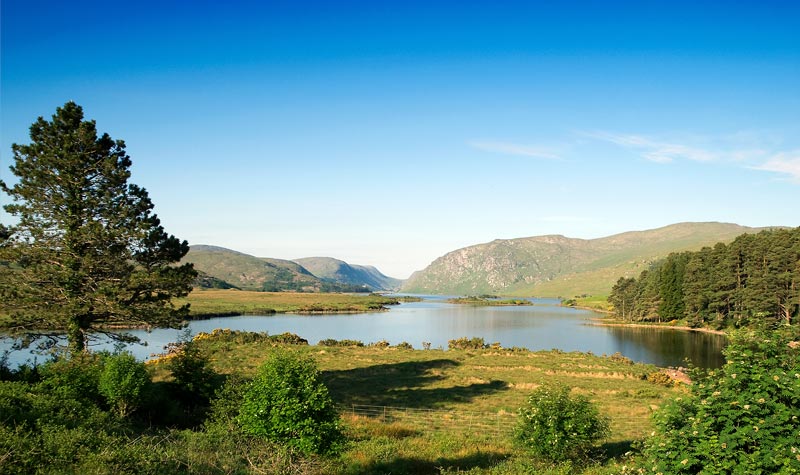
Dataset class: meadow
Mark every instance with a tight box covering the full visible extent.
[176,333,683,474]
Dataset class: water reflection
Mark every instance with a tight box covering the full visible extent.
[604,326,726,368]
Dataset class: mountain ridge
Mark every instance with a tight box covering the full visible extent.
[184,245,401,292]
[401,222,777,297]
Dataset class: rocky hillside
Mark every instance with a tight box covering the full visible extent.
[293,257,403,291]
[401,222,772,297]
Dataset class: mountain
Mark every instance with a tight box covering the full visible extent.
[293,257,403,291]
[184,245,329,292]
[401,222,773,297]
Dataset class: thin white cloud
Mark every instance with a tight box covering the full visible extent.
[584,130,800,184]
[469,141,561,160]
[583,131,716,163]
[752,151,800,183]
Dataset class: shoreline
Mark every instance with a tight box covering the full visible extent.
[587,319,727,336]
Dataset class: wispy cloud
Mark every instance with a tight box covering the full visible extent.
[584,130,800,184]
[752,151,800,183]
[583,131,716,163]
[469,141,561,160]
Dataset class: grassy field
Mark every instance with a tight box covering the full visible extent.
[180,290,401,317]
[182,335,683,474]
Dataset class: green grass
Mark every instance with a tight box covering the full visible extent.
[180,337,683,474]
[573,294,613,313]
[179,289,401,318]
[446,297,532,306]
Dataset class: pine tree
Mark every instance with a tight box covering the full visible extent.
[0,102,196,353]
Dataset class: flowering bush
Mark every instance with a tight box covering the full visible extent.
[515,385,609,463]
[641,329,800,474]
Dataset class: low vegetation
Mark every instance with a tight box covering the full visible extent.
[447,296,532,306]
[180,290,402,318]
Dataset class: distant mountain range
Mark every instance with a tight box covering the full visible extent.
[400,222,775,297]
[183,245,402,292]
[294,257,403,292]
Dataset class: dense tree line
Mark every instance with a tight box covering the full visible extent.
[609,228,800,329]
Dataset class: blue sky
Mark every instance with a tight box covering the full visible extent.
[2,0,799,278]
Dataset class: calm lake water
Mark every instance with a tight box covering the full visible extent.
[1,297,726,368]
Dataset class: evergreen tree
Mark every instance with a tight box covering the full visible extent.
[0,102,196,353]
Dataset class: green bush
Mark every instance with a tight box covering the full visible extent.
[39,353,105,403]
[515,385,610,463]
[641,329,800,474]
[167,340,218,409]
[99,353,151,417]
[237,349,342,455]
[448,337,487,350]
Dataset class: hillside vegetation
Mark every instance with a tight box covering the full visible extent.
[402,222,771,297]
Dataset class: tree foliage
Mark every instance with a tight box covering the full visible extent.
[237,349,342,455]
[0,102,196,352]
[641,329,800,474]
[608,228,800,329]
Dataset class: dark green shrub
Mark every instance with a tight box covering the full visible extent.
[394,341,414,350]
[515,385,610,463]
[39,353,105,403]
[167,340,218,409]
[237,349,342,455]
[641,329,800,474]
[99,353,151,417]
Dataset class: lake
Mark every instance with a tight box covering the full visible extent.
[1,296,726,368]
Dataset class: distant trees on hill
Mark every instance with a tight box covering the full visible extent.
[609,228,800,329]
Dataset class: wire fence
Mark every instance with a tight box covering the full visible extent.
[340,404,518,438]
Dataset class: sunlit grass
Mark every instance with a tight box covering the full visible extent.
[189,338,681,474]
[179,289,399,317]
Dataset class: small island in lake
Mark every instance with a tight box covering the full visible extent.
[446,296,532,306]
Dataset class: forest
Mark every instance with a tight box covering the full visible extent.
[608,227,800,329]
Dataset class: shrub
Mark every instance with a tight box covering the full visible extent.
[268,332,309,345]
[448,337,487,350]
[515,385,610,463]
[167,340,218,409]
[645,371,677,387]
[394,341,413,350]
[317,338,365,347]
[98,353,151,417]
[640,329,800,474]
[39,353,105,403]
[370,339,390,348]
[237,349,342,455]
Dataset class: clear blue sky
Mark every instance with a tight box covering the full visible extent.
[2,0,799,278]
